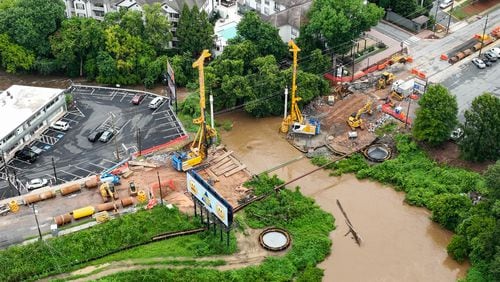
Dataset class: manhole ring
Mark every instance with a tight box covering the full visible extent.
[363,143,392,162]
[259,227,291,251]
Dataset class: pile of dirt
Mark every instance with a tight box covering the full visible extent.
[422,141,493,173]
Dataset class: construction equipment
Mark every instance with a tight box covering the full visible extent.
[388,54,412,65]
[99,182,119,203]
[347,101,373,130]
[172,50,217,171]
[129,181,138,196]
[390,79,414,101]
[280,40,320,135]
[377,72,394,89]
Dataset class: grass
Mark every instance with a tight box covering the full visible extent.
[450,0,473,20]
[375,121,398,137]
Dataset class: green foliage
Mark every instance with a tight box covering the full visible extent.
[0,0,65,57]
[0,206,200,281]
[234,12,287,60]
[143,3,172,53]
[460,93,500,162]
[375,121,398,137]
[301,49,330,75]
[177,4,214,57]
[484,161,500,201]
[429,193,471,230]
[413,84,458,146]
[0,33,34,73]
[298,0,383,54]
[311,154,368,176]
[447,235,469,263]
[97,174,334,281]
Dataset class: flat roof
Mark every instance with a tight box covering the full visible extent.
[0,85,64,139]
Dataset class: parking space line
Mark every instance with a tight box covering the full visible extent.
[74,166,95,174]
[103,159,117,165]
[90,163,107,169]
[60,170,81,178]
[120,93,128,102]
[91,89,95,95]
[62,117,79,124]
[153,109,168,115]
[155,116,169,121]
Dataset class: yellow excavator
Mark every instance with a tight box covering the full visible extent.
[100,182,118,203]
[347,101,373,130]
[377,72,394,90]
[171,50,217,171]
[280,40,320,135]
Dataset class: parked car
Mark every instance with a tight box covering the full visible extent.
[99,130,114,143]
[14,148,38,163]
[450,127,464,141]
[148,96,164,109]
[489,47,500,57]
[87,130,104,142]
[26,178,49,190]
[439,0,453,9]
[480,55,493,67]
[131,93,146,105]
[484,51,498,62]
[472,58,486,69]
[50,120,70,131]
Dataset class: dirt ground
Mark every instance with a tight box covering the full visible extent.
[421,141,494,173]
[462,0,499,16]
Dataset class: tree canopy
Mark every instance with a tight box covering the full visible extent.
[176,4,214,57]
[0,0,65,57]
[460,93,500,162]
[298,0,383,54]
[412,84,458,146]
[0,33,34,73]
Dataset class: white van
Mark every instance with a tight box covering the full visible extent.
[148,97,164,109]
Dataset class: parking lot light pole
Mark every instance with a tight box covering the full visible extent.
[32,204,42,241]
[478,14,489,57]
[51,157,57,185]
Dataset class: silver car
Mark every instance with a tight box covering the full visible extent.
[472,58,486,69]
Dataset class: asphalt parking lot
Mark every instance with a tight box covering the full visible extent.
[0,86,185,198]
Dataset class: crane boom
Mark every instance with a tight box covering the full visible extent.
[191,50,211,154]
[289,40,303,124]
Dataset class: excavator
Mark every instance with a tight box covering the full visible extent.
[99,182,119,203]
[347,100,373,130]
[376,72,394,90]
[171,50,217,171]
[280,40,320,135]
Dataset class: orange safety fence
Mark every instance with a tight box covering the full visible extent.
[133,134,188,157]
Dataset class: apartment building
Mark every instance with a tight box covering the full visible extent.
[0,86,66,162]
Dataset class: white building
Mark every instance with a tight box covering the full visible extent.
[237,0,310,42]
[63,0,216,47]
[0,86,66,161]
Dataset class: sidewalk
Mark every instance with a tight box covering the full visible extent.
[354,29,401,72]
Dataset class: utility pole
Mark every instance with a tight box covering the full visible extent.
[283,87,288,119]
[478,14,489,57]
[136,128,141,156]
[1,150,14,195]
[111,113,119,160]
[51,157,57,185]
[446,1,454,35]
[32,204,42,241]
[433,3,439,33]
[351,40,356,82]
[157,171,163,205]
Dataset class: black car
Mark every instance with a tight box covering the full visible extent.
[14,148,38,163]
[87,130,104,142]
[480,56,493,67]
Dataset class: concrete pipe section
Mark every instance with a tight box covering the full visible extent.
[259,228,291,251]
[363,144,392,162]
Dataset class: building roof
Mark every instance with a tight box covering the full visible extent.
[412,15,429,25]
[264,1,311,29]
[0,85,64,139]
[135,0,207,12]
[274,0,310,7]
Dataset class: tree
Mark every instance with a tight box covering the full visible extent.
[429,193,471,230]
[484,161,500,201]
[460,93,500,162]
[412,84,458,146]
[298,0,383,54]
[369,0,432,18]
[301,49,330,75]
[176,4,214,57]
[0,0,65,57]
[143,3,172,54]
[0,33,34,73]
[280,68,329,106]
[235,12,287,60]
[50,17,104,77]
[219,40,259,73]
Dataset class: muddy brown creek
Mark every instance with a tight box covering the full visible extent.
[219,111,469,281]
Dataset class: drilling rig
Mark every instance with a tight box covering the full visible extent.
[171,50,217,171]
[280,40,320,135]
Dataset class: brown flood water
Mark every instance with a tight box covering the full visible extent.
[219,111,469,281]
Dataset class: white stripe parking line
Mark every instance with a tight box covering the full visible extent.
[74,166,95,174]
[103,159,117,165]
[60,170,81,178]
[90,163,107,169]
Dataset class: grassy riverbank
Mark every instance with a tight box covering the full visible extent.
[312,134,499,281]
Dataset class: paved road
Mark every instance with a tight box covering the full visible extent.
[429,1,457,28]
[441,59,500,121]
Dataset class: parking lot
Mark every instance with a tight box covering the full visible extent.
[0,86,186,198]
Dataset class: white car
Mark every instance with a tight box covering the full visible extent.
[51,120,70,131]
[439,0,453,9]
[26,178,49,190]
[472,58,486,69]
[489,47,500,57]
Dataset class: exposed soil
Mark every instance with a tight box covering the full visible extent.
[462,0,499,16]
[421,141,493,173]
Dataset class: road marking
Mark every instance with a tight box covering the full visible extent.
[155,116,169,121]
[403,36,420,46]
[59,170,81,178]
[74,166,95,174]
[153,109,168,115]
[90,163,106,169]
[103,159,117,165]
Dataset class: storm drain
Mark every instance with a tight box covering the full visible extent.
[259,228,291,251]
[363,144,392,162]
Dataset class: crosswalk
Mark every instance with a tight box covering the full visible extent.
[403,36,421,47]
